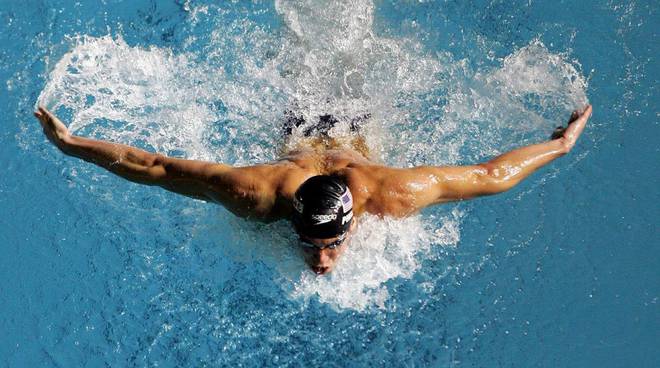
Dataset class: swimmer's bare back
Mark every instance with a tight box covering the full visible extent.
[35,105,592,220]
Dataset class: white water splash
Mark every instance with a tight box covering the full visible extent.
[38,35,219,161]
[201,211,461,312]
[286,213,461,310]
[36,0,588,310]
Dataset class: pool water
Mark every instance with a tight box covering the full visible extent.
[0,0,658,366]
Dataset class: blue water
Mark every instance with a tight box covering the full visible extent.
[1,0,658,367]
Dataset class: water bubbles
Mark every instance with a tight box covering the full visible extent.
[38,34,218,161]
[35,0,588,310]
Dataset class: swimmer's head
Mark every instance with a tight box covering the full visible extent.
[292,175,355,274]
[292,175,354,239]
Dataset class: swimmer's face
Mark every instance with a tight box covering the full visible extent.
[298,219,356,275]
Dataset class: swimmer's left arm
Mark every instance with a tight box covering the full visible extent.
[379,106,592,212]
[432,105,591,203]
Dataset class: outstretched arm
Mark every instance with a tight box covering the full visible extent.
[374,106,592,215]
[432,105,592,201]
[34,106,282,218]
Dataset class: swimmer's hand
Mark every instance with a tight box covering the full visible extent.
[551,105,592,151]
[34,106,71,151]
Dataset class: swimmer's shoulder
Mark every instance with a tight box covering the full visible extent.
[340,163,445,217]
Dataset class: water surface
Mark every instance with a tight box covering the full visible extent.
[0,0,657,366]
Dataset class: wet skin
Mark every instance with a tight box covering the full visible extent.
[300,219,356,275]
[35,105,592,274]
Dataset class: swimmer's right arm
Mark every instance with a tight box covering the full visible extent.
[34,106,279,217]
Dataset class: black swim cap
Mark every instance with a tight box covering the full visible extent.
[292,175,354,239]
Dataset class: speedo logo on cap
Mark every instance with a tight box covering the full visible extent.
[310,213,337,224]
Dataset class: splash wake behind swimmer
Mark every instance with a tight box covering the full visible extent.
[34,0,589,310]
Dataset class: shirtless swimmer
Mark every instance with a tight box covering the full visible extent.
[34,105,592,275]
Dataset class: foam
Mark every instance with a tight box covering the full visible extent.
[200,211,461,312]
[38,35,216,160]
[36,0,588,310]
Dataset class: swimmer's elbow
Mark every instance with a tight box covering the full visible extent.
[475,164,520,195]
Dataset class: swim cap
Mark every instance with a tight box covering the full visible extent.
[292,175,354,239]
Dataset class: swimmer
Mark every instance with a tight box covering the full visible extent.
[34,105,592,275]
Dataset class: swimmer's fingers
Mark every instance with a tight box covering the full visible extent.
[568,105,591,124]
[36,106,69,134]
[561,104,592,149]
[550,105,592,146]
[34,107,47,126]
[34,106,52,128]
[34,106,70,148]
